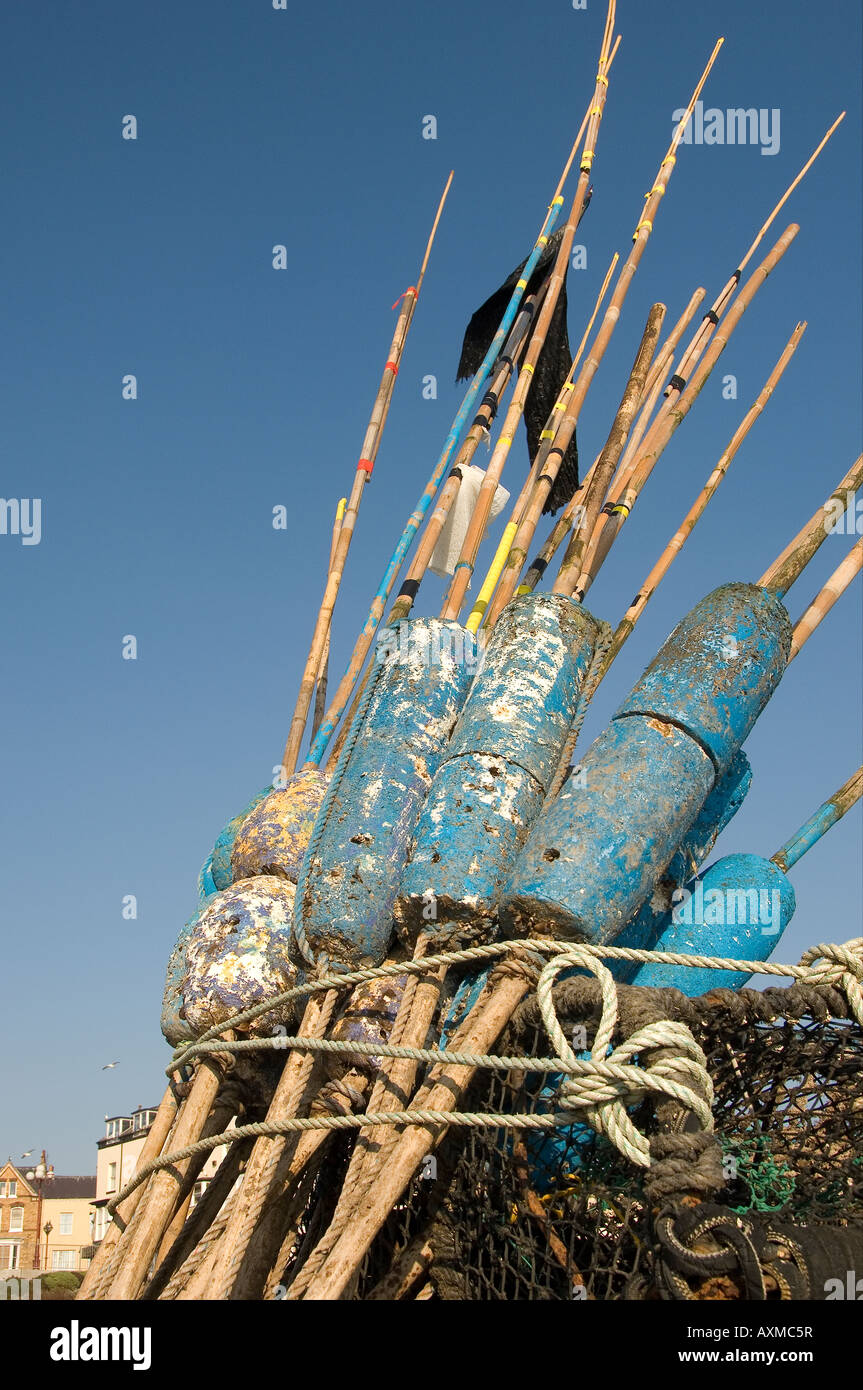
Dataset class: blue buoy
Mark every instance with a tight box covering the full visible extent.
[624,764,862,994]
[395,595,602,946]
[197,785,272,899]
[610,750,752,983]
[626,853,796,994]
[294,618,477,969]
[500,583,791,944]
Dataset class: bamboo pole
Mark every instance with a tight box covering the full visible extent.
[563,223,800,599]
[464,250,620,632]
[758,455,863,596]
[597,112,846,541]
[514,289,705,599]
[385,288,544,627]
[304,95,601,773]
[439,9,622,623]
[280,171,453,776]
[105,1058,224,1299]
[76,1085,178,1299]
[771,767,863,873]
[660,112,843,412]
[464,37,725,626]
[310,498,346,743]
[541,303,666,597]
[602,321,806,672]
[788,536,863,659]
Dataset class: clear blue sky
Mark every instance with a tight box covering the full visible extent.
[1,0,860,1172]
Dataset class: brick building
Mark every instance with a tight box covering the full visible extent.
[0,1161,39,1271]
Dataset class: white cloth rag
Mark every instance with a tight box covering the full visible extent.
[428,464,511,582]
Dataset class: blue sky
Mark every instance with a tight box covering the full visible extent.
[1,0,860,1172]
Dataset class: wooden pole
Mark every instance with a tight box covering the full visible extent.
[203,989,337,1299]
[291,967,533,1300]
[771,767,863,872]
[788,536,863,659]
[76,1085,178,1299]
[602,321,807,670]
[758,455,863,597]
[310,498,346,743]
[385,287,544,627]
[106,1059,224,1299]
[281,171,453,776]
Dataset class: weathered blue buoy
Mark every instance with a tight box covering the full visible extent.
[626,853,796,994]
[395,595,602,945]
[622,765,862,994]
[197,785,272,899]
[500,584,791,944]
[294,618,477,969]
[610,750,752,983]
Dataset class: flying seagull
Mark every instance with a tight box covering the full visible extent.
[20,1150,33,1158]
[102,1061,120,1070]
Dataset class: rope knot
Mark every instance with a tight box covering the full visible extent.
[537,945,714,1168]
[798,937,863,1025]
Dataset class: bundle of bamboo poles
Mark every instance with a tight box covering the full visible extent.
[79,0,859,1304]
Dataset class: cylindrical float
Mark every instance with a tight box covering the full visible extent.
[500,584,791,944]
[626,853,796,994]
[610,749,752,982]
[294,618,477,969]
[395,595,602,946]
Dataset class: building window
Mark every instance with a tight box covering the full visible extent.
[52,1250,76,1272]
[107,1162,117,1193]
[0,1182,5,1198]
[0,1243,21,1270]
[9,1208,24,1234]
[7,1182,16,1198]
[58,1213,73,1236]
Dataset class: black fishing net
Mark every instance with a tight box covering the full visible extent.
[348,976,863,1300]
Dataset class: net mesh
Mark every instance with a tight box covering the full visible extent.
[343,979,863,1300]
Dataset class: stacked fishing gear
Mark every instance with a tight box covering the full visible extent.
[79,1,863,1303]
